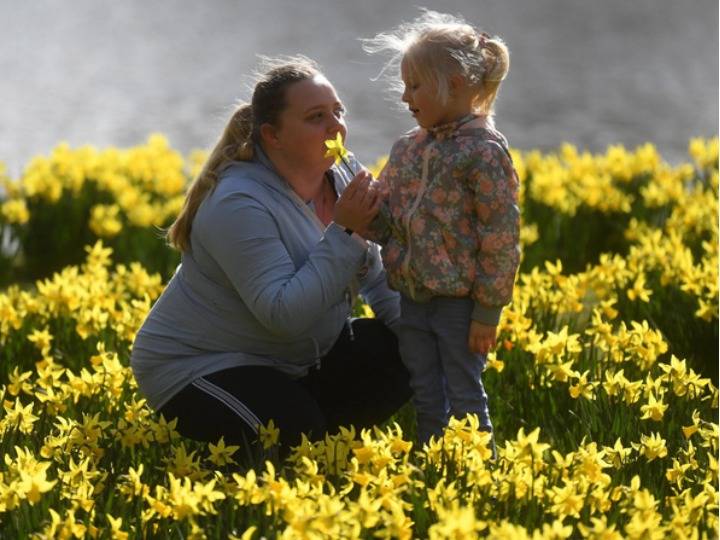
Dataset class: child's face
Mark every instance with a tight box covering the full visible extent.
[401,58,456,129]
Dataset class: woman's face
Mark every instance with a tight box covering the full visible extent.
[269,74,348,171]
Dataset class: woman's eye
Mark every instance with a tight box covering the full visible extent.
[308,108,345,122]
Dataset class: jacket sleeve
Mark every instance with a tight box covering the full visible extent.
[468,141,521,325]
[363,202,393,245]
[198,192,368,338]
[368,138,410,247]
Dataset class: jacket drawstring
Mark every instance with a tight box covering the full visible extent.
[400,141,436,299]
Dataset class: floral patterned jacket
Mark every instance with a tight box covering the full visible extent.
[366,114,521,325]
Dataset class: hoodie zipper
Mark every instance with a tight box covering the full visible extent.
[285,171,359,343]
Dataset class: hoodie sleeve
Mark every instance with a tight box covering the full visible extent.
[357,241,400,327]
[198,192,368,338]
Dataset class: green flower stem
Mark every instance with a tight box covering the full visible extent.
[340,156,354,177]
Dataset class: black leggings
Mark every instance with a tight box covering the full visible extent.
[159,318,412,456]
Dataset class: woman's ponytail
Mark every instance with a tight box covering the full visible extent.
[166,103,254,252]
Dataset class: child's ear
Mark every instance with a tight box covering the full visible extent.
[448,74,466,96]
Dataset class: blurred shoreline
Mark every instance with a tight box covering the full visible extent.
[0,0,717,176]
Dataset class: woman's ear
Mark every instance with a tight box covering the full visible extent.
[259,123,280,148]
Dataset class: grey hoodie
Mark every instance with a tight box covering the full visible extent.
[130,149,399,410]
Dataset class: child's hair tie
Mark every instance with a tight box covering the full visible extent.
[477,31,491,49]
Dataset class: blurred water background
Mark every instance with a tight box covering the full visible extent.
[1,0,717,176]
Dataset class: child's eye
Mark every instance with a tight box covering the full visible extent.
[334,107,346,118]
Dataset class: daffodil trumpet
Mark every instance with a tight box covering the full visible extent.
[324,133,354,176]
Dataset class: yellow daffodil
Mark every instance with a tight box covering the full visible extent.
[634,433,668,462]
[163,443,204,480]
[1,199,30,224]
[324,133,355,175]
[627,274,652,302]
[18,466,56,504]
[3,399,39,434]
[208,436,240,467]
[27,327,53,356]
[486,351,505,372]
[603,438,633,469]
[665,458,692,489]
[7,367,33,397]
[106,515,130,540]
[119,465,150,500]
[569,371,597,400]
[259,419,280,450]
[640,393,669,422]
[681,410,702,439]
[577,517,623,540]
[429,501,487,539]
[534,519,574,539]
[548,482,585,518]
[547,359,579,383]
[324,133,348,164]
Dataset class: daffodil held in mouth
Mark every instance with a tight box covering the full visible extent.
[324,133,354,176]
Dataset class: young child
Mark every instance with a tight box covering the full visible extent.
[362,10,521,446]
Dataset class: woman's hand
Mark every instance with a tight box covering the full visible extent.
[468,321,497,355]
[334,169,384,234]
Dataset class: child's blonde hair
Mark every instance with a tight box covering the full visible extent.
[363,9,509,119]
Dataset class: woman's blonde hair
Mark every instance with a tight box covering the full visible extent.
[362,9,509,119]
[167,55,320,252]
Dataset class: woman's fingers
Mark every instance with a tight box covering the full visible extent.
[343,170,368,201]
[334,169,383,232]
[342,177,359,201]
[351,171,374,207]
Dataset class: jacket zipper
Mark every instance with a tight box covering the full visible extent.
[400,141,435,299]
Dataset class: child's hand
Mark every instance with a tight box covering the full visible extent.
[468,321,497,355]
[371,177,390,200]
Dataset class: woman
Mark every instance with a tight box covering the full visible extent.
[130,56,411,455]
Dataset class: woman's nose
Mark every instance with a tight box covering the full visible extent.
[328,115,345,133]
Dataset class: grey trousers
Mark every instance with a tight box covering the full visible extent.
[396,295,493,446]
